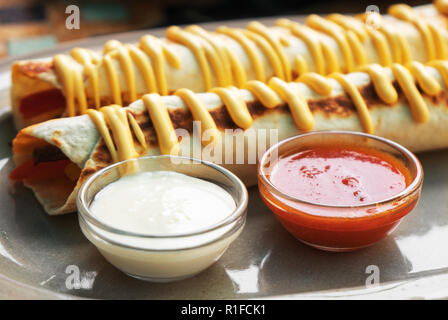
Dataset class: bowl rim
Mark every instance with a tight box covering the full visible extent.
[77,155,248,239]
[258,130,424,210]
[78,212,246,252]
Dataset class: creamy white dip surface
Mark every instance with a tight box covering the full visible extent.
[90,170,236,235]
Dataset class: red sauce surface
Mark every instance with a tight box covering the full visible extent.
[270,147,410,207]
[19,89,66,119]
[9,159,71,181]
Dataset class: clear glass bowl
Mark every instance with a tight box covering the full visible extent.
[258,131,423,252]
[77,155,248,282]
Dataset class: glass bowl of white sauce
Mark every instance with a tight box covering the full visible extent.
[77,155,248,282]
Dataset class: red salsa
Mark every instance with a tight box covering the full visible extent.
[259,144,420,251]
[19,89,66,119]
[269,146,411,208]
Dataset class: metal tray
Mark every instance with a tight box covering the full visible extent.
[1,17,448,300]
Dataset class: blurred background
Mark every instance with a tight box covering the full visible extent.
[0,0,430,58]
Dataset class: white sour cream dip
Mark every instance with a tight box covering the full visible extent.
[90,171,236,234]
[80,169,245,282]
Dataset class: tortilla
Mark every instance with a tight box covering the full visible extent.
[11,66,448,215]
[10,2,448,129]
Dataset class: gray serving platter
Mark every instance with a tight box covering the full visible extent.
[0,16,448,300]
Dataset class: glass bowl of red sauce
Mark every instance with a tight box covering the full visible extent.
[258,131,423,252]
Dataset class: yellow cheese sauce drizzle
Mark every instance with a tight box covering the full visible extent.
[56,3,442,118]
[185,25,233,86]
[330,73,374,134]
[294,55,308,76]
[55,36,180,116]
[247,21,292,81]
[243,29,286,80]
[326,14,368,41]
[86,105,139,163]
[70,48,100,108]
[87,61,439,164]
[216,26,267,82]
[391,64,430,123]
[53,54,88,117]
[367,28,393,67]
[428,60,448,87]
[358,64,397,104]
[142,93,180,155]
[305,14,355,73]
[377,26,404,65]
[276,19,326,75]
[175,88,221,145]
[212,86,254,129]
[222,46,247,87]
[166,26,213,91]
[139,35,181,95]
[345,30,368,67]
[388,4,436,62]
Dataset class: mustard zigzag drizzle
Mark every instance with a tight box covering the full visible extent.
[86,60,448,163]
[54,3,447,117]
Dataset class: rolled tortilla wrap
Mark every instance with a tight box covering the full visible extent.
[10,2,448,129]
[10,63,448,215]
